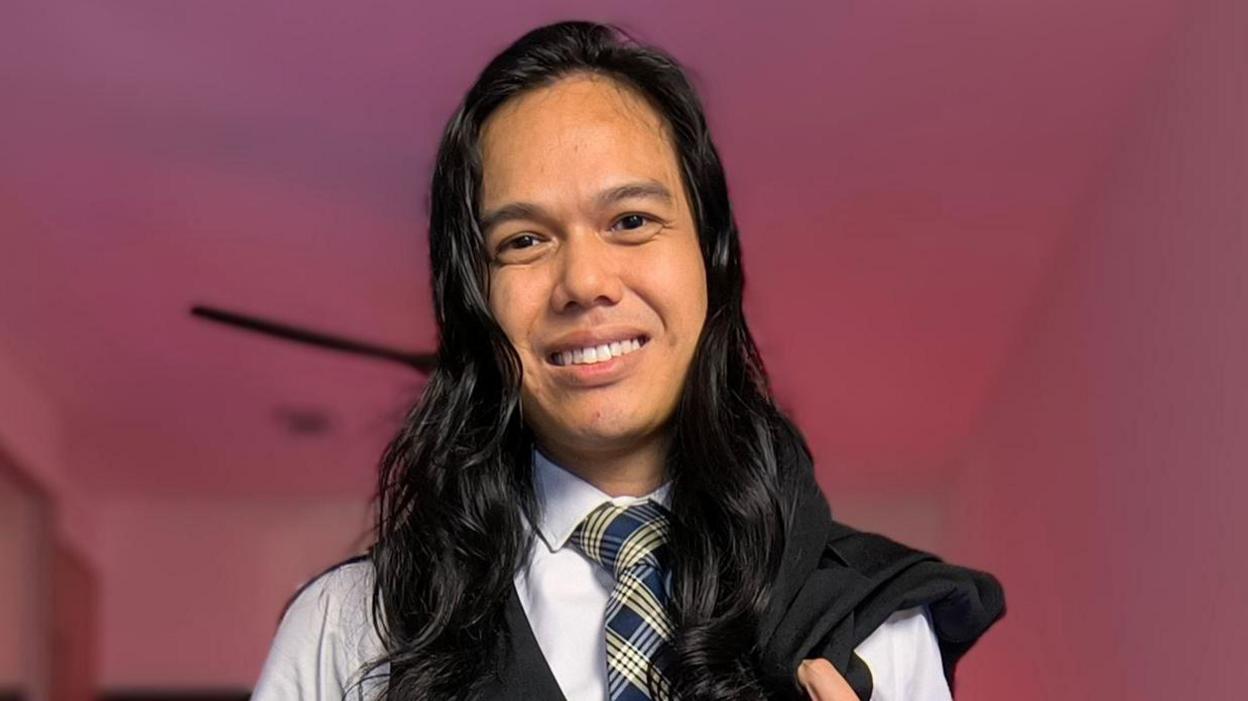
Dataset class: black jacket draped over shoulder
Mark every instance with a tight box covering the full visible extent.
[752,426,1006,699]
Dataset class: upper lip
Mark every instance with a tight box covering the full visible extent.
[544,328,650,357]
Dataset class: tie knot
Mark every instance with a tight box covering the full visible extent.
[570,500,672,578]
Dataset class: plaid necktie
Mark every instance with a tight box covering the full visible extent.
[570,500,678,701]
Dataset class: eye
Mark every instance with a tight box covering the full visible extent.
[611,213,657,232]
[492,232,549,265]
[502,233,540,250]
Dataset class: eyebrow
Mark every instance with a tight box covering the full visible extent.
[479,180,674,235]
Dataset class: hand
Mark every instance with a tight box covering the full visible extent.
[797,658,861,701]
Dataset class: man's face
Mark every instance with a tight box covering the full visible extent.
[479,74,707,465]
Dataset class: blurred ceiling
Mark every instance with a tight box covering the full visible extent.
[0,0,1187,497]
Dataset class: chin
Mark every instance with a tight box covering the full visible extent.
[560,407,657,447]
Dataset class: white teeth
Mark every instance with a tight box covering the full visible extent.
[552,336,646,366]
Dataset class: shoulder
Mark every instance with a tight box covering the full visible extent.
[817,521,1005,697]
[854,606,951,701]
[252,558,388,700]
[822,520,1005,659]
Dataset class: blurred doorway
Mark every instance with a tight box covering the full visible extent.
[0,453,97,701]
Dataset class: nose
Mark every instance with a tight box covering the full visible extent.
[550,230,624,313]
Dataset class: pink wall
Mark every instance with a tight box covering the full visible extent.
[0,345,98,577]
[0,473,29,688]
[947,0,1247,696]
[97,496,372,688]
[0,347,75,700]
[0,468,54,700]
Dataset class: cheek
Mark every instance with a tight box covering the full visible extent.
[487,275,527,348]
[488,272,548,365]
[647,245,708,344]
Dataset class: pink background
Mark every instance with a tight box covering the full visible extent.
[1,0,1244,697]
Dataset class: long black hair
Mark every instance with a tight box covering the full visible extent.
[365,20,808,700]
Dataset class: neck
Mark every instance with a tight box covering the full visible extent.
[536,431,671,497]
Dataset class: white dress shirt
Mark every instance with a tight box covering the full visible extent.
[252,449,952,700]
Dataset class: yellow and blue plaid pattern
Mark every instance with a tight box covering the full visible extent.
[571,500,678,701]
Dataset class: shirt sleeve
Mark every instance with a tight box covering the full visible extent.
[252,562,388,701]
[852,605,952,701]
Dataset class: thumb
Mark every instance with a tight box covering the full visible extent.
[797,658,861,701]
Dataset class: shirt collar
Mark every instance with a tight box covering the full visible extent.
[531,446,673,553]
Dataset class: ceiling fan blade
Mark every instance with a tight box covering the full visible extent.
[191,304,436,374]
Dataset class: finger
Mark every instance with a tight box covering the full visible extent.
[797,658,861,701]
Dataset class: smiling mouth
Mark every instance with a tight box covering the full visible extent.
[548,335,650,367]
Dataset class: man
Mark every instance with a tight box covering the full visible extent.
[254,21,1003,700]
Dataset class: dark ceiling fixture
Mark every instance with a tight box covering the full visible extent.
[191,304,436,374]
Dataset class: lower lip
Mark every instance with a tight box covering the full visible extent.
[549,342,647,387]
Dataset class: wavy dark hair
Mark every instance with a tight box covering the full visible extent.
[364,20,808,700]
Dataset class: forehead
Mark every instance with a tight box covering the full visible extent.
[479,74,684,208]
